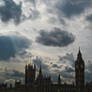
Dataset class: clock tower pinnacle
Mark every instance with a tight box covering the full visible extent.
[75,48,85,89]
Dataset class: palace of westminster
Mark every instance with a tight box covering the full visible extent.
[0,49,92,92]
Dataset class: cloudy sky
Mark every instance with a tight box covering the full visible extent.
[0,0,92,84]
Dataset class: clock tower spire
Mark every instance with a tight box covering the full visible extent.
[75,48,85,90]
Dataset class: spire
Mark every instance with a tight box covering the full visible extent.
[38,64,43,79]
[77,47,82,60]
[58,74,61,85]
[79,47,81,55]
[25,64,27,70]
[39,65,42,74]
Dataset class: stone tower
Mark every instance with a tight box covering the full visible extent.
[75,48,85,89]
[25,64,36,85]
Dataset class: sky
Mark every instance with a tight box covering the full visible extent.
[0,0,92,84]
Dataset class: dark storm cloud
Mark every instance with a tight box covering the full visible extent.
[0,67,24,83]
[85,60,92,82]
[59,53,75,66]
[61,72,74,79]
[53,65,74,81]
[33,56,49,72]
[36,28,75,47]
[51,66,74,82]
[0,35,30,61]
[64,66,74,73]
[0,0,22,23]
[86,14,92,22]
[54,0,92,18]
[59,53,74,62]
[85,71,92,82]
[52,64,61,69]
[0,68,24,80]
[5,70,24,79]
[51,53,75,81]
[86,61,92,73]
[81,60,92,82]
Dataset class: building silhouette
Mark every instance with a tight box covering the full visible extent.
[58,74,61,86]
[75,48,85,91]
[25,64,36,85]
[0,49,92,92]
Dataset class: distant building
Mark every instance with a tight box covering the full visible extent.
[1,48,92,92]
[25,63,52,86]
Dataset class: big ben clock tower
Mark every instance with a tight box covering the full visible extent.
[75,48,85,89]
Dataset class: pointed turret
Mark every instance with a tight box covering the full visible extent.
[58,74,61,85]
[38,65,43,79]
[77,47,83,61]
[36,65,43,85]
[39,65,42,75]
